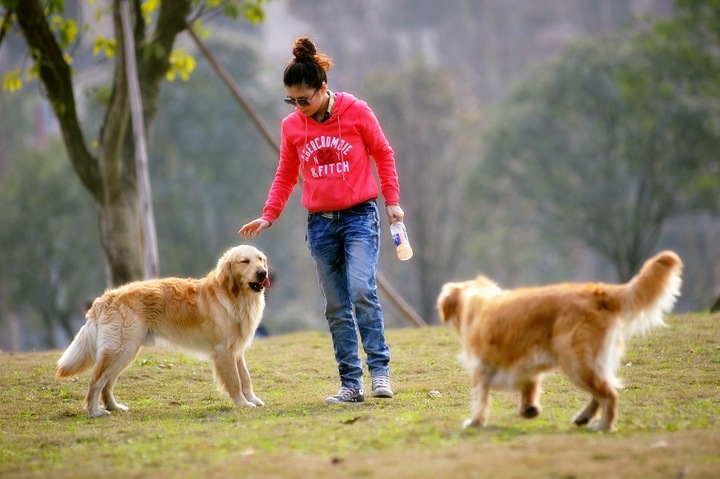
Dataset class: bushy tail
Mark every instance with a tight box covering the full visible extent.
[56,312,98,379]
[622,250,683,338]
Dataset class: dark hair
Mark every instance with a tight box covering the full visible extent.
[283,37,333,89]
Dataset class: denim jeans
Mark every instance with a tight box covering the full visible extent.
[306,200,390,389]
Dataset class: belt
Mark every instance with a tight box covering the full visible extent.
[312,199,376,220]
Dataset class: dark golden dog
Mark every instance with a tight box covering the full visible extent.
[57,245,270,417]
[437,251,682,431]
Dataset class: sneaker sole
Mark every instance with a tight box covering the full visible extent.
[325,399,365,405]
[371,390,394,398]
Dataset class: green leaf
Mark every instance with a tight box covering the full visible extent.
[141,0,161,24]
[241,2,266,24]
[45,0,65,15]
[166,48,196,82]
[2,69,23,92]
[92,35,117,58]
[50,16,78,48]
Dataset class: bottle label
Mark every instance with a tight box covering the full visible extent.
[390,222,413,260]
[391,222,408,247]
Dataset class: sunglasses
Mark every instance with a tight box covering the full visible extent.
[283,88,319,106]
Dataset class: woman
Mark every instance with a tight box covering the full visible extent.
[238,36,406,405]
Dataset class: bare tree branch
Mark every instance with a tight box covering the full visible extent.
[13,0,100,197]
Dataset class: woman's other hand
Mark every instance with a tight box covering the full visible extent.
[385,204,404,224]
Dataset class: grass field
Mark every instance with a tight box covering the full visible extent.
[1,313,718,479]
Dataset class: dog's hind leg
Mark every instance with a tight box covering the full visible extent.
[573,398,600,426]
[86,345,140,417]
[101,346,141,413]
[565,369,619,431]
[85,358,111,417]
[102,374,129,413]
[463,366,491,429]
[560,320,622,431]
[589,385,618,432]
[237,352,264,406]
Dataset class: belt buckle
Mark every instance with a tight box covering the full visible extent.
[321,211,340,219]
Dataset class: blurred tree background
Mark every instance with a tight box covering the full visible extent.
[482,25,720,281]
[1,0,718,350]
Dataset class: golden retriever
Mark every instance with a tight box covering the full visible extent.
[437,250,682,432]
[56,245,270,417]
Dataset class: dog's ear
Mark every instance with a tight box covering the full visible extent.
[437,283,461,325]
[218,259,240,296]
[228,261,240,296]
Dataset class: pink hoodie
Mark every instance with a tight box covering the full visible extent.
[261,91,400,224]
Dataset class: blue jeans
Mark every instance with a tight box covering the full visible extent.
[306,200,390,390]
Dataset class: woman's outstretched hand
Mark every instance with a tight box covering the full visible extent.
[238,218,271,239]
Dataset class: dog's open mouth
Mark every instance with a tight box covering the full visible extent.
[249,276,271,293]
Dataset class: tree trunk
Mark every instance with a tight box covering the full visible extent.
[711,294,720,313]
[120,0,159,279]
[13,0,191,287]
[98,188,145,284]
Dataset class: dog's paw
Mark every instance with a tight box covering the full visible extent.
[588,421,614,433]
[89,409,111,418]
[522,406,540,418]
[107,403,129,412]
[573,415,591,426]
[250,396,265,407]
[462,417,483,429]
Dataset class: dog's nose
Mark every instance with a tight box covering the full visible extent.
[257,269,267,281]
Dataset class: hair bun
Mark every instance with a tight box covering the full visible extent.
[292,37,317,62]
[284,36,333,87]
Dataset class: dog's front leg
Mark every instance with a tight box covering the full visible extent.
[520,377,543,418]
[212,350,255,407]
[463,366,491,429]
[237,352,264,406]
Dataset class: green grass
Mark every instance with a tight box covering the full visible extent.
[1,313,719,478]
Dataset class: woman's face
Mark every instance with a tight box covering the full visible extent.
[284,84,325,117]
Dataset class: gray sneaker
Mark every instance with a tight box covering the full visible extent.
[371,375,394,398]
[325,386,364,405]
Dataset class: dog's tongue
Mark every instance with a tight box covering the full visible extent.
[261,277,271,288]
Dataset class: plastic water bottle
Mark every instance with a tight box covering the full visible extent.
[390,221,413,261]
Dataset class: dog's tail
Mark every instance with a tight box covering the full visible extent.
[620,250,683,338]
[56,307,99,379]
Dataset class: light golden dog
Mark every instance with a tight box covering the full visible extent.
[437,251,682,432]
[56,245,270,417]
